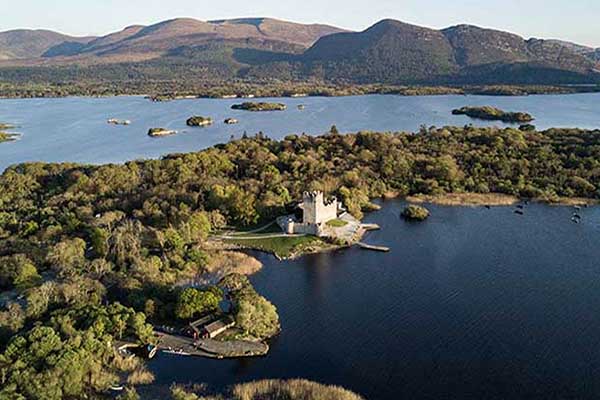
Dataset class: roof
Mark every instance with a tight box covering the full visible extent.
[204,317,235,334]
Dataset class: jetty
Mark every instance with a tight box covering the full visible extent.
[362,223,381,231]
[358,242,390,252]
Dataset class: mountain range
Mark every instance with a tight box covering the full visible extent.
[0,17,598,85]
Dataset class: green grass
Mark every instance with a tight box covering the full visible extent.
[225,235,325,258]
[230,222,282,236]
[326,219,349,228]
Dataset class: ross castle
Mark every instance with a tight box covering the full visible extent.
[281,191,341,236]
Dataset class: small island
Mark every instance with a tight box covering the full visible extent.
[224,118,239,125]
[401,205,430,221]
[231,102,287,112]
[452,106,534,123]
[148,127,177,137]
[0,123,19,143]
[186,116,213,127]
[107,118,131,125]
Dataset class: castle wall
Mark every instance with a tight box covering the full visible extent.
[301,191,338,225]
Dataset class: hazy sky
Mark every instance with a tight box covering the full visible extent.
[2,0,599,47]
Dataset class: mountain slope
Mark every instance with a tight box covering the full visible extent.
[0,29,94,60]
[260,19,600,84]
[32,18,345,64]
[0,18,598,86]
[302,19,457,82]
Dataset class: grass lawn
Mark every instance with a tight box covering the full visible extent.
[326,219,349,228]
[225,235,325,259]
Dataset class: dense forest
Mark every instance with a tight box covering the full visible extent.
[1,63,599,99]
[1,125,600,398]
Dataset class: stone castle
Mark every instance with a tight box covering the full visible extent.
[281,191,341,236]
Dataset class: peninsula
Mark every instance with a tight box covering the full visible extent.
[1,124,599,398]
[220,191,381,259]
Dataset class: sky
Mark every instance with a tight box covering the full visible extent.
[1,0,599,47]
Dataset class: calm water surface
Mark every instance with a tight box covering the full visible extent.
[0,93,599,172]
[147,200,600,400]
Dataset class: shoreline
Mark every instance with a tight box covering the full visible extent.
[1,83,599,101]
[404,192,597,207]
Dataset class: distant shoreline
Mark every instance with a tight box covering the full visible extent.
[405,193,597,207]
[1,82,600,101]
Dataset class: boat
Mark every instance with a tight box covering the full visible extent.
[514,210,524,215]
[297,104,306,110]
[162,348,191,356]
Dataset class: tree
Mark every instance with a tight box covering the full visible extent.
[46,238,86,278]
[0,254,41,290]
[175,287,222,320]
[236,295,280,339]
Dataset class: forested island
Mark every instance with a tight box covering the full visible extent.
[2,79,599,100]
[452,106,534,123]
[231,102,287,112]
[1,124,600,398]
[186,116,213,127]
[401,205,430,221]
[148,127,177,137]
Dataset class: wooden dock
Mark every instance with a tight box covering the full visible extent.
[361,223,381,231]
[358,242,390,252]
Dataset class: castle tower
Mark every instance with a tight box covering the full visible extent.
[300,191,338,225]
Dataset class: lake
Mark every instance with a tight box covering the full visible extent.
[146,200,600,400]
[0,93,599,173]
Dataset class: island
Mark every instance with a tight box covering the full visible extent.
[452,106,534,123]
[231,102,287,112]
[186,116,213,127]
[107,118,131,125]
[148,127,177,137]
[401,205,430,221]
[0,123,19,143]
[224,118,239,124]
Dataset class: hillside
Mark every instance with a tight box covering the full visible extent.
[0,29,94,60]
[265,20,600,84]
[301,19,457,82]
[0,18,598,86]
[0,18,344,65]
